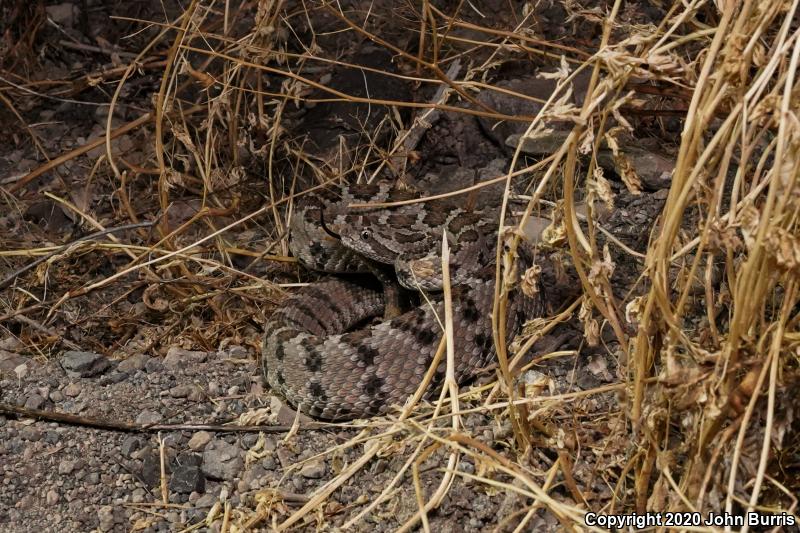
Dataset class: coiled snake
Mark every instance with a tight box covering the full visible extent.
[262,182,542,420]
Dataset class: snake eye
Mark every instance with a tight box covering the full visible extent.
[360,229,372,240]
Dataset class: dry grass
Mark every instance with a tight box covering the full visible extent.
[1,0,799,531]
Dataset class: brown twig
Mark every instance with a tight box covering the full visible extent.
[0,402,327,433]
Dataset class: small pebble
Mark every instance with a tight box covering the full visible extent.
[187,431,212,451]
[121,436,142,458]
[46,489,60,505]
[168,385,193,398]
[116,353,149,373]
[24,394,46,410]
[299,459,326,479]
[60,350,111,378]
[135,410,163,425]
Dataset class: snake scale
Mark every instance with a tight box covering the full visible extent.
[262,182,543,420]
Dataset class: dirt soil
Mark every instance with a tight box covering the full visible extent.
[0,1,728,532]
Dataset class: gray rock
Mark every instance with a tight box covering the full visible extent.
[23,394,45,410]
[169,464,205,494]
[163,347,208,368]
[97,505,115,532]
[62,400,86,414]
[187,431,212,451]
[576,364,604,390]
[275,400,314,426]
[135,410,163,425]
[603,144,674,190]
[144,358,164,373]
[276,448,293,469]
[202,439,243,481]
[98,371,128,385]
[19,426,43,441]
[49,390,64,402]
[46,489,60,505]
[58,459,76,475]
[16,495,34,509]
[117,353,150,373]
[13,357,28,378]
[131,444,153,461]
[261,455,277,471]
[121,436,142,458]
[299,459,326,479]
[63,383,81,397]
[168,385,193,398]
[506,131,572,156]
[0,349,29,374]
[141,453,162,487]
[241,433,259,448]
[508,132,674,191]
[22,444,35,460]
[0,337,21,351]
[459,461,475,475]
[186,508,206,523]
[45,3,78,27]
[194,493,217,508]
[242,464,267,490]
[217,344,248,358]
[131,488,146,503]
[60,351,111,378]
[174,452,202,468]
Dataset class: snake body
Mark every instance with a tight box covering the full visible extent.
[263,183,541,420]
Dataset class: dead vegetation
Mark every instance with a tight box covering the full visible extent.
[1,0,798,531]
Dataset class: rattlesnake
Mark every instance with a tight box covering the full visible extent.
[262,183,542,420]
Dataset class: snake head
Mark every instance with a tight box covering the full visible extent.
[339,222,392,264]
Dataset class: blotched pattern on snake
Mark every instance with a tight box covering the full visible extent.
[262,183,542,420]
